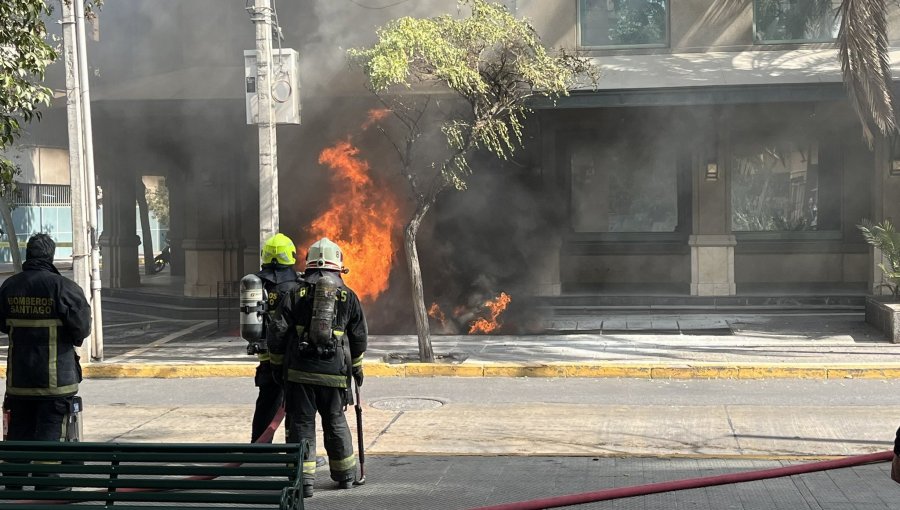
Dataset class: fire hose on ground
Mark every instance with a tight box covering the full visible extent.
[468,450,894,510]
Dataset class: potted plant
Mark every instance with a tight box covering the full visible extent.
[858,219,900,342]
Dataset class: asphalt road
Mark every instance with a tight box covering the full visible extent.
[78,377,900,407]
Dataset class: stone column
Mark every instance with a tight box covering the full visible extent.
[99,174,140,288]
[689,234,736,295]
[532,117,561,296]
[690,136,736,296]
[180,160,244,298]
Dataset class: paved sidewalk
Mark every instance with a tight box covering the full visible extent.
[286,456,898,510]
[40,310,900,379]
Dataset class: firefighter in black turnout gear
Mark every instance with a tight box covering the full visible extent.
[0,234,91,490]
[249,233,301,443]
[270,237,367,498]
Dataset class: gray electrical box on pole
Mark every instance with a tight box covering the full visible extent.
[244,49,301,125]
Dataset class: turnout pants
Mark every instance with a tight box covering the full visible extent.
[5,396,68,441]
[285,382,356,486]
[251,361,287,443]
[3,396,70,489]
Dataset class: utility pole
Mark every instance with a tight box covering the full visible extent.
[61,0,91,360]
[250,0,279,247]
[63,0,103,361]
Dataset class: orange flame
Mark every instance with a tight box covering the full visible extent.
[468,292,512,334]
[428,302,447,328]
[305,139,401,303]
[362,108,391,130]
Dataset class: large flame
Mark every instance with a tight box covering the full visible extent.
[304,140,401,303]
[468,292,512,334]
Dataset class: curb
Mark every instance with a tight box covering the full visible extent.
[36,361,900,379]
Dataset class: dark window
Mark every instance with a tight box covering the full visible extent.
[579,0,668,47]
[754,0,840,43]
[568,114,686,233]
[731,134,840,232]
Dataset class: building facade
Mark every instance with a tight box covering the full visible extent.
[12,0,900,318]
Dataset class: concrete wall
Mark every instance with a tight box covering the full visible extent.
[561,254,689,285]
[2,147,70,185]
[735,253,869,284]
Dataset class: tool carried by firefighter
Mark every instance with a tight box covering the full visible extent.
[352,378,366,485]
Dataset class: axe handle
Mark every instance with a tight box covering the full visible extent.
[354,380,365,480]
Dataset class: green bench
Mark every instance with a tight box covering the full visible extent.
[0,441,307,509]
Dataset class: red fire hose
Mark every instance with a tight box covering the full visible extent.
[468,450,894,510]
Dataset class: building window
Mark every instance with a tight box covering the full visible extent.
[11,184,72,207]
[754,0,840,43]
[579,0,668,48]
[569,127,680,233]
[730,136,840,232]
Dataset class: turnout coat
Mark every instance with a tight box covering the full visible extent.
[0,259,91,398]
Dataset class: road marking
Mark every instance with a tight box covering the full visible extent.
[105,320,215,362]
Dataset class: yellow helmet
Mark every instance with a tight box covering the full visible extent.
[261,233,297,266]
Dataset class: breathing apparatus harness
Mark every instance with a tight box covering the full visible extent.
[296,271,344,361]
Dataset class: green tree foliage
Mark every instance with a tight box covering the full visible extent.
[145,179,169,229]
[349,0,596,361]
[1,0,57,196]
[858,220,900,299]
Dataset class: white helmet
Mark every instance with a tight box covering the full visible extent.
[305,237,345,272]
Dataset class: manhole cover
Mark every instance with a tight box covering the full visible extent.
[369,397,445,411]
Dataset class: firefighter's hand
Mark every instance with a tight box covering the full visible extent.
[352,366,364,387]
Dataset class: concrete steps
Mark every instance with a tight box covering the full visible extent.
[101,288,233,321]
[533,294,866,316]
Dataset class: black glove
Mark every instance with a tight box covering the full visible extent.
[352,366,363,387]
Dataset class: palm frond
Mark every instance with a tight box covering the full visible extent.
[838,0,897,145]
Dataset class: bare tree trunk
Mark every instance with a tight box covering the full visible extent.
[405,204,434,363]
[0,197,22,273]
[136,179,155,275]
[0,197,21,272]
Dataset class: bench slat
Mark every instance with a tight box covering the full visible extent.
[0,451,296,463]
[0,478,294,491]
[3,463,294,477]
[0,442,298,454]
[0,490,285,504]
